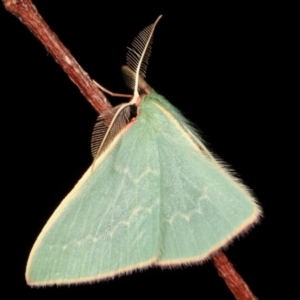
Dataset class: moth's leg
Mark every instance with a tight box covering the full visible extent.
[93,80,132,98]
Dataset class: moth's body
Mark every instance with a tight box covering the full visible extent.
[26,89,260,285]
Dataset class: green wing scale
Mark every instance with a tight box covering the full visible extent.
[26,89,261,285]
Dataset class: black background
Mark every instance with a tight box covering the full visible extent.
[1,2,290,299]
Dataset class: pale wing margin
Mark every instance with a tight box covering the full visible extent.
[26,118,161,286]
[139,93,261,265]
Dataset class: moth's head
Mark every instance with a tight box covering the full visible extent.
[121,65,152,100]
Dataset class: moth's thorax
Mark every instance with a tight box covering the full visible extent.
[136,93,168,128]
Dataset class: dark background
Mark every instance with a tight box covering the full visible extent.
[1,2,290,299]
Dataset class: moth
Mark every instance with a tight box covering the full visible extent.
[26,15,261,286]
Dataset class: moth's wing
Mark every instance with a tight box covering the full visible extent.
[26,121,161,286]
[141,96,261,266]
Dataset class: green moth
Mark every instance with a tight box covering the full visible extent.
[26,16,261,286]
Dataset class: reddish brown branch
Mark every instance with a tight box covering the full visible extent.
[212,251,258,300]
[3,0,112,114]
[3,1,257,299]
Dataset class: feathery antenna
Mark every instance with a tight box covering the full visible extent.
[126,15,162,101]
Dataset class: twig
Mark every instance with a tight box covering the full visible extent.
[3,0,111,114]
[212,251,258,300]
[3,1,258,299]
